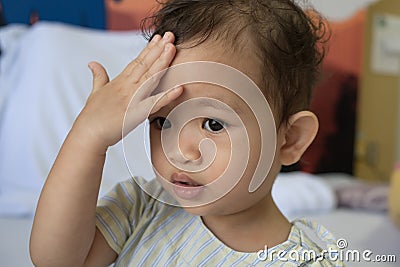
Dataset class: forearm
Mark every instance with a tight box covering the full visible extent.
[30,126,107,267]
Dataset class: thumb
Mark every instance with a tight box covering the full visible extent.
[88,61,110,92]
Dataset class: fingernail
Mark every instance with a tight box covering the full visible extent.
[151,34,161,43]
[163,32,170,40]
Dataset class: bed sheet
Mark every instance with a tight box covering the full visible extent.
[310,209,400,267]
[0,216,33,267]
[1,209,399,267]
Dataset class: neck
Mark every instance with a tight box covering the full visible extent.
[201,193,291,252]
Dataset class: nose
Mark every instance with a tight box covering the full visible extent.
[161,119,217,173]
[178,122,202,162]
[162,120,202,164]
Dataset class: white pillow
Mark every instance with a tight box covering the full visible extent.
[0,22,153,216]
[0,24,29,115]
[273,172,338,220]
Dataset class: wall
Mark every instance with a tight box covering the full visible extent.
[104,0,379,30]
[355,0,400,181]
[309,0,378,21]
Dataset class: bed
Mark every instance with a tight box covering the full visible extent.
[1,208,399,267]
[0,3,399,267]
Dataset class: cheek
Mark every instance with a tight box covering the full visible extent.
[242,120,262,171]
[208,134,231,175]
[149,129,163,166]
[226,120,262,188]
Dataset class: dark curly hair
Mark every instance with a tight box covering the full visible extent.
[142,0,329,126]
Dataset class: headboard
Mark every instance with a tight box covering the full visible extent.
[0,0,106,29]
[0,0,160,30]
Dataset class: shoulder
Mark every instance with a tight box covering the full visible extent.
[266,219,346,266]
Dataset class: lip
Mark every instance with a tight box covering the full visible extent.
[171,172,204,200]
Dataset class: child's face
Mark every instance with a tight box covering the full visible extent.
[149,41,283,215]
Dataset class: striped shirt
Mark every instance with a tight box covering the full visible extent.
[96,177,345,266]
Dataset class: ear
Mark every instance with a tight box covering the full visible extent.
[279,111,318,166]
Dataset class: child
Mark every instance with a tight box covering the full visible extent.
[30,0,345,266]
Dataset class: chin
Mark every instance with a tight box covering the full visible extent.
[181,200,238,217]
[180,202,219,216]
[182,206,207,216]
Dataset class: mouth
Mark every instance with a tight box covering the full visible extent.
[171,173,203,187]
[170,173,204,200]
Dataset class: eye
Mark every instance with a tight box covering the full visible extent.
[202,119,225,133]
[151,117,171,130]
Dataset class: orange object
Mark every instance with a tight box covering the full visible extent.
[389,162,400,228]
[105,0,160,31]
[325,10,366,76]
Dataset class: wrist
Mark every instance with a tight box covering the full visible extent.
[68,121,110,156]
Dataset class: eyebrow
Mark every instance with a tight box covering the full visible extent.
[196,97,243,114]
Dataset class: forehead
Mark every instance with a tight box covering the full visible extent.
[155,41,264,116]
[159,82,249,116]
[171,41,262,87]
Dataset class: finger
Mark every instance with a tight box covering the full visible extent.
[122,34,162,76]
[125,32,175,83]
[88,62,109,92]
[143,42,176,84]
[123,87,183,136]
[150,86,184,114]
[134,86,183,120]
[133,43,177,100]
